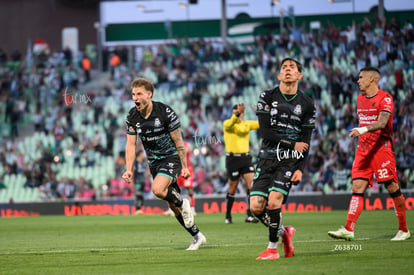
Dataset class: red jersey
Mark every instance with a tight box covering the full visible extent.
[356,89,394,153]
[177,141,193,188]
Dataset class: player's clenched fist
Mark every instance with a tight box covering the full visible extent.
[181,167,190,179]
[122,170,134,183]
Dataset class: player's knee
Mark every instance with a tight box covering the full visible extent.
[151,186,164,198]
[250,202,264,216]
[384,180,399,193]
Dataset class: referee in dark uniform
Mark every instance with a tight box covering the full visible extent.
[223,102,259,224]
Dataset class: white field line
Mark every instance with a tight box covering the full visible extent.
[0,238,372,255]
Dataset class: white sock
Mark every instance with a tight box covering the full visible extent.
[267,242,278,249]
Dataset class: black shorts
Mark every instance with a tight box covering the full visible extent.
[225,154,255,181]
[250,158,296,204]
[149,156,181,184]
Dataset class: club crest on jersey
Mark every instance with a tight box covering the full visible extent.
[154,118,161,127]
[293,105,302,115]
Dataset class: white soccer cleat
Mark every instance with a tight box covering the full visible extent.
[391,230,411,241]
[162,208,175,216]
[181,198,194,228]
[328,227,354,241]
[186,232,207,250]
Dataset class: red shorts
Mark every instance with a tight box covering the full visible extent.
[352,145,398,187]
[177,166,193,188]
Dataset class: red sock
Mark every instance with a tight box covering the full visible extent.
[392,194,408,232]
[345,195,364,232]
[189,195,195,207]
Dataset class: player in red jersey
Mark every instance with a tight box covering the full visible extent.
[164,141,196,215]
[328,67,410,241]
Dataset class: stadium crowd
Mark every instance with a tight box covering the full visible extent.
[1,16,414,202]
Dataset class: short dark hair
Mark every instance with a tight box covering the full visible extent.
[131,78,154,96]
[360,67,381,75]
[232,104,238,110]
[280,57,303,73]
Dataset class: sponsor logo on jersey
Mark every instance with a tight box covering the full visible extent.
[359,114,378,121]
[272,101,278,107]
[290,115,301,121]
[382,160,391,168]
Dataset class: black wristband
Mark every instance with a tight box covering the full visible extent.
[280,139,294,149]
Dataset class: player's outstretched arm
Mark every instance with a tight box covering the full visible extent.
[170,128,190,179]
[122,134,137,184]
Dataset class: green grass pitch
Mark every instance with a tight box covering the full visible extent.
[0,210,413,274]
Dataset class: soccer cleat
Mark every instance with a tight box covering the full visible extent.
[186,232,207,250]
[328,227,354,241]
[181,198,194,228]
[282,226,296,257]
[256,248,280,260]
[162,208,175,216]
[391,230,411,241]
[133,209,144,215]
[225,218,233,224]
[245,216,259,223]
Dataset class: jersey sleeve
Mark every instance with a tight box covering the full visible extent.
[125,113,137,135]
[302,97,316,129]
[165,105,181,132]
[246,120,259,131]
[256,91,271,115]
[380,93,393,114]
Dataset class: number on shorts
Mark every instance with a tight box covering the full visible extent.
[377,169,388,179]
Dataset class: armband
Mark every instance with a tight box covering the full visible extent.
[280,139,294,149]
